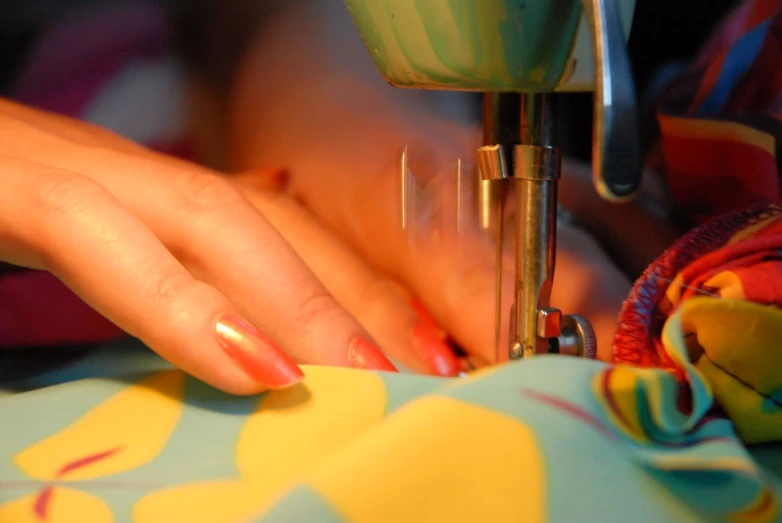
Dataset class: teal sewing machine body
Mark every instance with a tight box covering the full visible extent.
[342,0,635,92]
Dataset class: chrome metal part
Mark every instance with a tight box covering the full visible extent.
[476,145,509,182]
[582,0,642,201]
[510,148,560,358]
[509,93,561,360]
[557,314,598,359]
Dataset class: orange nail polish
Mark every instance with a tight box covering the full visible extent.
[348,338,398,372]
[413,323,460,376]
[216,316,303,388]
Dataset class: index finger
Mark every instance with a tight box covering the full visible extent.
[42,145,398,372]
[0,156,302,394]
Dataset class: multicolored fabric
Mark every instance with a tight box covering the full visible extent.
[613,0,782,445]
[614,202,782,444]
[1,339,780,522]
[656,0,781,224]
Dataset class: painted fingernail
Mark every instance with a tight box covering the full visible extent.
[348,338,398,372]
[413,323,460,376]
[410,300,458,376]
[216,316,304,388]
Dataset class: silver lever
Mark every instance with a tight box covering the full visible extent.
[582,0,642,202]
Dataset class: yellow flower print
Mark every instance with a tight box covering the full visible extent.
[0,371,185,522]
[133,366,387,523]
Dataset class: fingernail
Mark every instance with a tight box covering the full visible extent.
[413,323,460,376]
[216,316,304,388]
[410,300,458,376]
[410,299,447,340]
[348,338,398,372]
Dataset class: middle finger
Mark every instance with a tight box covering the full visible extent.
[237,179,459,376]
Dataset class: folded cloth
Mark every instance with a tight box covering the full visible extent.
[614,0,782,444]
[615,202,782,443]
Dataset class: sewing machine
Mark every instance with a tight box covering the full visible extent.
[342,0,641,365]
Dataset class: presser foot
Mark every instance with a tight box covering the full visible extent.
[507,306,597,361]
[526,311,597,359]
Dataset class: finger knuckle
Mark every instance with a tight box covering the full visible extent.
[356,277,398,316]
[177,172,244,214]
[35,174,108,217]
[149,270,198,311]
[294,288,341,326]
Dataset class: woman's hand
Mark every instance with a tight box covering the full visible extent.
[233,181,462,375]
[0,97,410,395]
[219,0,636,363]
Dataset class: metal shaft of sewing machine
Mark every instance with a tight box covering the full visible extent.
[476,0,641,364]
[513,93,559,360]
[479,94,593,363]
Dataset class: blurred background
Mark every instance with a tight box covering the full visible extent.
[0,0,739,162]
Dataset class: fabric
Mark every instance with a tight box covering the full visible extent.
[613,0,782,444]
[656,0,781,224]
[1,339,780,522]
[614,202,782,444]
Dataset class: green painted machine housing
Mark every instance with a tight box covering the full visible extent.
[342,0,635,93]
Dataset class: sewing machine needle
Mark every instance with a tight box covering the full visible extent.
[493,187,505,364]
